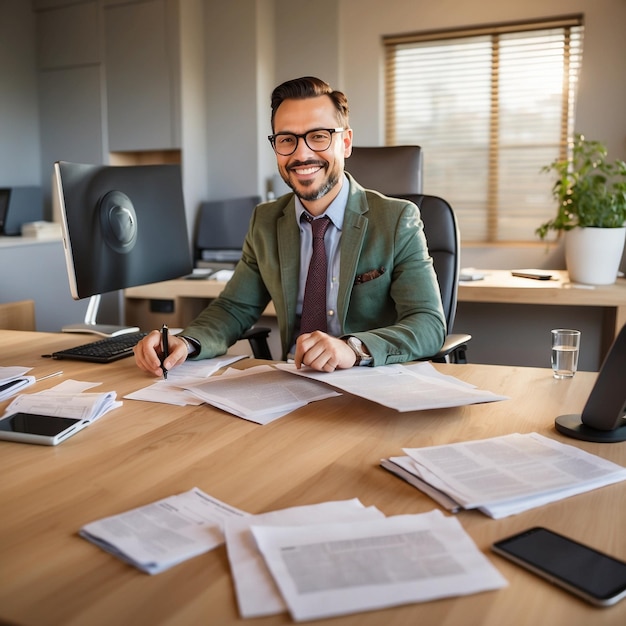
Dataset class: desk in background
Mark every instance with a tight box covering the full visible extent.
[125,270,626,368]
[458,270,626,361]
[125,279,279,356]
[1,330,625,626]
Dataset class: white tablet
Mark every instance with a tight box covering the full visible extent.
[0,412,88,446]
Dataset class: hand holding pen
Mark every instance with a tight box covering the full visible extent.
[161,324,169,379]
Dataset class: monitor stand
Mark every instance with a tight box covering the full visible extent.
[62,294,139,338]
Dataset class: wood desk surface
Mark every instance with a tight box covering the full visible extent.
[458,269,626,307]
[1,330,624,626]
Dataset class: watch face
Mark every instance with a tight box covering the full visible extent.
[348,336,361,351]
[347,337,370,364]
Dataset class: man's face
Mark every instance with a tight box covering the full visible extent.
[273,95,352,212]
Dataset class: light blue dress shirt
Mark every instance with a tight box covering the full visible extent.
[294,174,349,338]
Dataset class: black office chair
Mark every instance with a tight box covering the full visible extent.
[242,192,470,363]
[346,146,423,196]
[402,194,470,363]
[347,145,470,362]
[243,145,471,363]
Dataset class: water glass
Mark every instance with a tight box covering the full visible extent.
[551,329,581,379]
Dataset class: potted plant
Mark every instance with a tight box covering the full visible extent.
[536,134,626,285]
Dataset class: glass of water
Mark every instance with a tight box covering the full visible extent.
[551,329,581,379]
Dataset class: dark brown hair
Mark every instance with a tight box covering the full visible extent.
[270,76,350,131]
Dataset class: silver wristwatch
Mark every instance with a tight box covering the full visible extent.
[346,336,373,366]
[177,335,199,357]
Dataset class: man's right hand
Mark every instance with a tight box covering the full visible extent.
[133,330,189,377]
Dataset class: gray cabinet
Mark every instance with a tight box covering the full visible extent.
[35,1,106,210]
[104,0,181,151]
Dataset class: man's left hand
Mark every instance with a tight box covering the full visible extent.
[294,331,357,371]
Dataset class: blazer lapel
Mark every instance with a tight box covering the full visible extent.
[337,187,369,323]
[277,200,301,343]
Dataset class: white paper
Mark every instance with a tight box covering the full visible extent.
[4,383,120,423]
[380,457,462,512]
[80,488,248,574]
[225,499,385,618]
[403,432,626,518]
[124,354,246,405]
[0,366,35,401]
[183,365,341,424]
[251,511,507,621]
[277,361,508,412]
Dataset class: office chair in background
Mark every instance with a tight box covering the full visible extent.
[0,300,36,331]
[348,146,470,363]
[244,145,471,363]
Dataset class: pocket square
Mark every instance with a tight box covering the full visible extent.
[355,267,386,285]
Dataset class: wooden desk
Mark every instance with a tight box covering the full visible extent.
[458,270,626,358]
[125,279,276,331]
[1,330,625,626]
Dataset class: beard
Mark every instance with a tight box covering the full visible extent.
[280,160,341,202]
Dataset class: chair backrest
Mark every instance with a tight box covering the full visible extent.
[342,144,459,332]
[401,194,460,333]
[346,146,423,196]
[0,300,36,331]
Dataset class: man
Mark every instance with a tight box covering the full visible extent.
[134,76,445,375]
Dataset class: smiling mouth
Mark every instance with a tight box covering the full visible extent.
[288,160,326,177]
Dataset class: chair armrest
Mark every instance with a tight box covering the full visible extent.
[429,333,472,364]
[240,326,273,360]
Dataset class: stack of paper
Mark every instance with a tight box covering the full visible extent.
[4,378,121,424]
[278,361,509,412]
[0,366,35,401]
[225,499,386,618]
[80,491,507,620]
[80,488,247,574]
[382,432,626,518]
[182,365,341,424]
[244,509,506,621]
[124,354,246,406]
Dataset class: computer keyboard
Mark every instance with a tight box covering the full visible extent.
[52,332,148,363]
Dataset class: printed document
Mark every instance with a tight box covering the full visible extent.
[124,355,246,406]
[250,510,506,621]
[0,366,34,401]
[225,499,385,618]
[182,365,340,424]
[277,361,508,412]
[80,488,248,574]
[396,432,626,518]
[4,378,120,423]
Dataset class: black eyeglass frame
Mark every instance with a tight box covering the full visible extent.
[268,127,345,156]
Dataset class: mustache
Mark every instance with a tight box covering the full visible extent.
[287,159,327,170]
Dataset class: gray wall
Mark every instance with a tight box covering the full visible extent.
[1,0,624,368]
[0,1,40,186]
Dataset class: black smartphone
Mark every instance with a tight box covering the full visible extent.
[0,412,87,446]
[492,527,626,607]
[511,270,553,280]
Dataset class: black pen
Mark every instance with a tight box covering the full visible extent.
[161,324,169,379]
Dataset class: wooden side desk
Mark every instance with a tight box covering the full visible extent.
[1,330,625,626]
[125,278,276,330]
[458,270,626,359]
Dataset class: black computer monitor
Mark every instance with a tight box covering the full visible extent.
[53,161,193,335]
[194,195,261,265]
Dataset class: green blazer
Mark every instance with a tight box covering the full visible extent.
[184,175,446,365]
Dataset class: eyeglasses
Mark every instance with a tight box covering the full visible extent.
[268,128,345,156]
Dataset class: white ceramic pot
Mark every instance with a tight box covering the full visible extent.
[565,226,626,285]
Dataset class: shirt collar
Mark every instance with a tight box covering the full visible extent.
[294,174,349,230]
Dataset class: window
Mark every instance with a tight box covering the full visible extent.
[384,16,584,242]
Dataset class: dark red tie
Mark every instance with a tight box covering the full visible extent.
[300,215,331,335]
